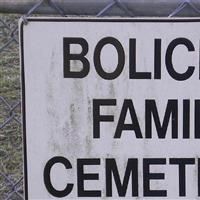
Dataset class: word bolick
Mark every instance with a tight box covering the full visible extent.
[64,37,196,81]
[21,18,200,199]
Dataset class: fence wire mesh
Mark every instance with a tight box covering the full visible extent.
[0,0,200,199]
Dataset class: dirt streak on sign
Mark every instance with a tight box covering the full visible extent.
[20,18,200,199]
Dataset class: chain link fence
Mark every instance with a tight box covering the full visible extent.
[1,0,200,199]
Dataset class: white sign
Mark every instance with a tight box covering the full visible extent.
[21,18,200,199]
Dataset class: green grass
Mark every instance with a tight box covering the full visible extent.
[0,14,23,199]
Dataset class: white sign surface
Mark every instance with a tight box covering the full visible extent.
[21,18,200,199]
